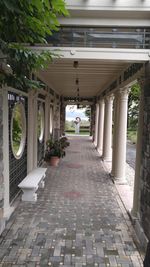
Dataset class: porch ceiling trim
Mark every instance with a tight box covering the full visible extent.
[98,63,145,98]
[31,46,150,62]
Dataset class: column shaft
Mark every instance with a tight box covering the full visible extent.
[94,103,99,147]
[44,94,50,148]
[114,88,129,183]
[27,90,35,172]
[97,99,105,155]
[90,104,96,139]
[33,94,38,168]
[111,93,120,176]
[102,95,113,161]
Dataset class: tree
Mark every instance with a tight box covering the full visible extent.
[128,83,140,129]
[84,105,91,121]
[0,0,68,90]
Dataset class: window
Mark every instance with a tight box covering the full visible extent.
[11,102,26,159]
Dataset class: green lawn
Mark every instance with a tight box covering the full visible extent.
[65,131,90,136]
[127,130,137,144]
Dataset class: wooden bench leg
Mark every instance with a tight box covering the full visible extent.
[21,188,37,202]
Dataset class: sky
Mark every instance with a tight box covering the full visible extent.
[66,105,88,121]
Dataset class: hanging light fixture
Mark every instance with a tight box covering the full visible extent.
[73,61,78,68]
[73,61,80,101]
[76,78,79,85]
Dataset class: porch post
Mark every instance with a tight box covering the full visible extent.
[44,93,51,147]
[94,103,99,147]
[111,92,120,176]
[53,94,60,140]
[102,95,113,161]
[113,88,129,183]
[60,97,66,136]
[33,93,38,168]
[3,88,14,218]
[27,90,36,172]
[97,99,105,156]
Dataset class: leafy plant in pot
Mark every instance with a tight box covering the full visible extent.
[44,139,65,166]
[59,136,70,149]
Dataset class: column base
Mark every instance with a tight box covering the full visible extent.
[97,148,102,156]
[110,171,114,177]
[4,205,15,220]
[102,156,112,162]
[93,141,97,147]
[114,177,127,185]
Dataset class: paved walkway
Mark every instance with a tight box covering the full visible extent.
[0,137,143,267]
[126,142,136,170]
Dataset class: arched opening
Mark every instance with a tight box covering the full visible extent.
[11,102,26,159]
[37,103,44,143]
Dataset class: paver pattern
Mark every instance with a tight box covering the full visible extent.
[0,137,143,267]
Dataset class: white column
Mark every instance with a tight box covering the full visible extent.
[114,88,129,183]
[44,94,50,148]
[102,95,113,161]
[3,88,14,219]
[53,95,60,140]
[94,103,99,147]
[131,85,144,217]
[33,93,38,168]
[97,99,105,156]
[27,90,36,172]
[111,92,120,176]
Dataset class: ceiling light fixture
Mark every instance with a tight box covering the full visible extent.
[73,61,78,68]
[73,61,80,101]
[76,78,79,85]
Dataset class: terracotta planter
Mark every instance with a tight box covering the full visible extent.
[49,156,60,166]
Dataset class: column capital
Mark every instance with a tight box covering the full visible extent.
[28,89,38,98]
[117,87,130,100]
[98,98,105,104]
[104,94,114,103]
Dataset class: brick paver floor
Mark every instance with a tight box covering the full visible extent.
[0,136,143,267]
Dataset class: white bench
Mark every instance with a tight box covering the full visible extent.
[18,168,47,202]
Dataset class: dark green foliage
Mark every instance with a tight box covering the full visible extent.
[59,136,70,148]
[44,136,70,161]
[0,0,68,90]
[12,117,22,142]
[128,83,140,129]
[84,105,91,121]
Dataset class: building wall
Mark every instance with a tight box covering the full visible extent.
[90,104,96,138]
[139,63,150,240]
[0,92,5,234]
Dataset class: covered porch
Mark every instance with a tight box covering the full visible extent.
[0,136,143,266]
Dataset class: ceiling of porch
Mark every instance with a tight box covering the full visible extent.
[37,58,129,98]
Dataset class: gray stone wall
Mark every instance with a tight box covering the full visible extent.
[139,64,150,240]
[90,104,96,139]
[0,92,5,234]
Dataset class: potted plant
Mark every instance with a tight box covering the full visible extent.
[44,139,65,166]
[59,136,70,149]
